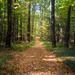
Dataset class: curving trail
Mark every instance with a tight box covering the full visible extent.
[14,37,74,75]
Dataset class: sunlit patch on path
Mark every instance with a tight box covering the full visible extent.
[14,37,75,75]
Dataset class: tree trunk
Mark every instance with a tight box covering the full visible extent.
[27,3,31,42]
[0,2,2,45]
[39,2,43,39]
[74,33,75,46]
[59,23,63,44]
[6,0,12,47]
[57,24,60,42]
[32,2,35,35]
[3,0,7,42]
[20,16,22,41]
[64,6,71,48]
[16,15,18,41]
[12,13,16,42]
[0,2,4,45]
[50,0,56,47]
[12,0,16,42]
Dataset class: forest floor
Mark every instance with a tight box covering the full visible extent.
[0,37,75,75]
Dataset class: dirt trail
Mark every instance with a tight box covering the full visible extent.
[14,37,74,75]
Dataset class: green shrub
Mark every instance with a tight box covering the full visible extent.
[11,44,22,51]
[65,59,75,72]
[11,40,35,51]
[0,70,2,75]
[0,54,11,66]
[42,41,52,50]
[0,54,11,75]
[24,40,35,48]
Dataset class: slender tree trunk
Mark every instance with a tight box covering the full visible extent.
[12,13,16,42]
[64,6,71,48]
[20,16,22,41]
[50,0,56,47]
[1,19,3,42]
[6,0,12,47]
[16,15,18,41]
[0,2,4,45]
[39,2,43,38]
[12,0,16,42]
[57,24,60,42]
[59,23,63,44]
[0,2,2,45]
[50,26,52,41]
[32,2,35,35]
[74,33,75,46]
[3,0,7,42]
[27,3,31,42]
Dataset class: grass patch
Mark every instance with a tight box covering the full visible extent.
[24,40,35,49]
[42,41,52,50]
[11,40,35,51]
[0,54,12,75]
[42,41,75,72]
[11,44,22,51]
[0,54,11,66]
[65,59,75,72]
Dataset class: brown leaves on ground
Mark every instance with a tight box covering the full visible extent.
[1,37,75,75]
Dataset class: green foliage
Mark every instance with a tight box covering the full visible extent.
[11,44,22,51]
[0,54,11,75]
[65,59,75,72]
[53,48,75,57]
[24,40,35,48]
[39,37,50,41]
[42,41,52,50]
[0,54,11,66]
[11,40,35,51]
[0,70,2,75]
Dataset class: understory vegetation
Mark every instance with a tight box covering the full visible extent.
[42,40,75,72]
[0,40,35,74]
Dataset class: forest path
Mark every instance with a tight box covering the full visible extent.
[14,37,74,75]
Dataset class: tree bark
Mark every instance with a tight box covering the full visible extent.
[0,2,2,45]
[6,0,12,47]
[12,0,17,42]
[57,24,60,42]
[3,0,7,43]
[16,15,18,41]
[74,33,75,46]
[64,6,71,48]
[50,0,56,47]
[20,16,22,41]
[32,2,35,35]
[12,13,16,42]
[27,3,31,42]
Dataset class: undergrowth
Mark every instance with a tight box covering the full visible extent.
[11,40,35,51]
[42,41,75,72]
[0,40,35,75]
[24,40,35,49]
[0,54,12,75]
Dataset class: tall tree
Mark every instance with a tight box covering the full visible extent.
[50,0,56,47]
[12,0,16,42]
[6,0,12,47]
[64,6,71,48]
[20,15,22,41]
[3,0,7,42]
[32,1,36,35]
[0,1,2,45]
[27,3,31,42]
